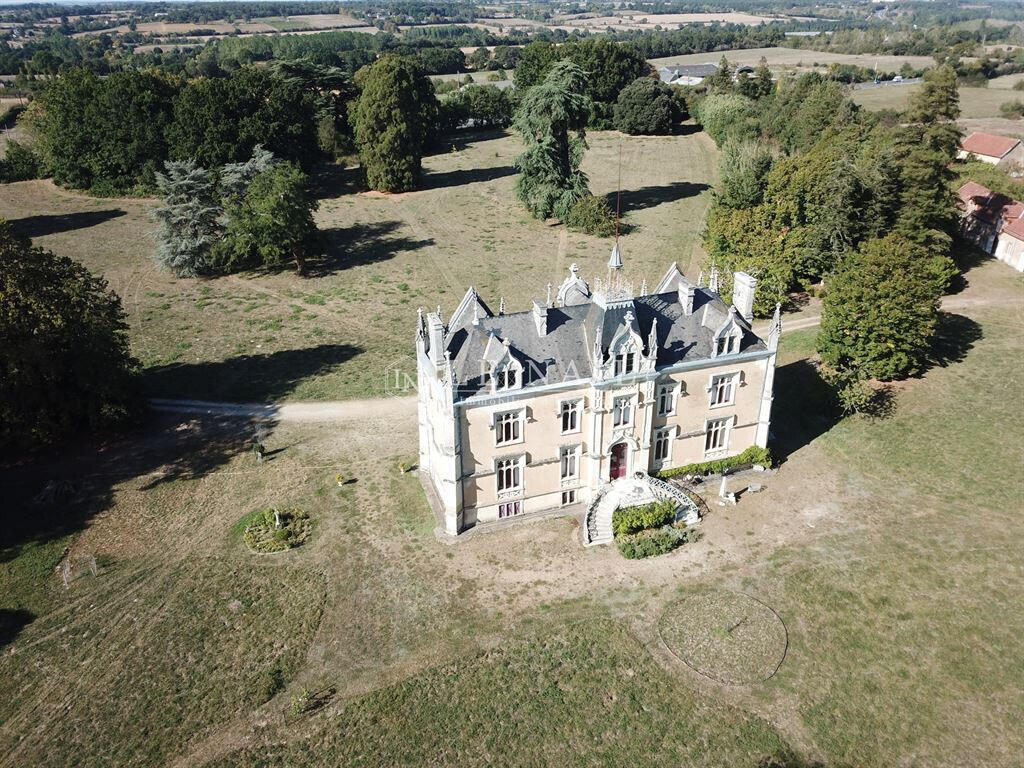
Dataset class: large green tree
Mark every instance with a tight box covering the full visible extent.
[613,76,684,135]
[514,39,649,127]
[167,67,320,170]
[817,235,941,381]
[352,55,438,193]
[0,221,137,452]
[514,60,592,221]
[33,68,176,191]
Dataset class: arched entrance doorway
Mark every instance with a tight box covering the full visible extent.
[609,442,628,481]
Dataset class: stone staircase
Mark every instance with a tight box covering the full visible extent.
[583,472,703,547]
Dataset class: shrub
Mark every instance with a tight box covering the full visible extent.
[242,507,312,553]
[617,525,701,559]
[252,660,285,704]
[563,193,617,237]
[612,499,677,537]
[613,76,684,135]
[0,140,42,183]
[696,93,759,147]
[999,100,1024,119]
[656,445,772,480]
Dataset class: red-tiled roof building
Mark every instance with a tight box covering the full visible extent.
[956,181,1024,271]
[957,132,1024,169]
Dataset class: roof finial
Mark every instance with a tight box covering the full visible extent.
[498,297,506,315]
[608,242,623,270]
[546,282,553,307]
[708,266,719,293]
[472,302,480,326]
[697,270,705,288]
[640,277,647,295]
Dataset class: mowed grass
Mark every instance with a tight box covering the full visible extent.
[0,130,718,403]
[649,45,938,73]
[203,620,797,768]
[1,259,1021,767]
[852,84,1016,118]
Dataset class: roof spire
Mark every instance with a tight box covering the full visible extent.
[608,241,623,270]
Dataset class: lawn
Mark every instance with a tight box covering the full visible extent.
[649,46,938,74]
[2,255,1021,766]
[0,130,718,403]
[852,84,1016,118]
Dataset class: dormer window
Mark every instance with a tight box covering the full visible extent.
[496,368,517,389]
[613,348,636,376]
[715,333,739,357]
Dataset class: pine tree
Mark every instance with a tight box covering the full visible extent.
[514,60,593,221]
[152,161,223,277]
[352,55,438,193]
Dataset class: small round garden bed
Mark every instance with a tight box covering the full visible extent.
[658,588,788,684]
[240,507,313,553]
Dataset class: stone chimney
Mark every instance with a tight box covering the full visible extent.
[427,313,446,364]
[532,300,548,337]
[680,282,696,316]
[732,272,757,323]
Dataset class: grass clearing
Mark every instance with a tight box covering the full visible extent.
[853,84,1016,118]
[0,130,717,403]
[1,258,1020,766]
[649,46,938,74]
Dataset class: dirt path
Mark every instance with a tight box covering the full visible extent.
[149,395,417,422]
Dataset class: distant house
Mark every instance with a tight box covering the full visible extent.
[956,181,1024,271]
[658,64,718,86]
[957,132,1024,169]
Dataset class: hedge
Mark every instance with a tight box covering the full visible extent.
[655,445,771,480]
[616,525,701,560]
[612,499,676,538]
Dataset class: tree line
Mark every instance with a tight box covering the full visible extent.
[694,59,964,403]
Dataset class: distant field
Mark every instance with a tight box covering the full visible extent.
[960,117,1024,140]
[649,46,938,73]
[853,84,1017,118]
[0,129,718,403]
[989,72,1024,90]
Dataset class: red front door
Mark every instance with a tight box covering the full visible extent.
[609,443,627,481]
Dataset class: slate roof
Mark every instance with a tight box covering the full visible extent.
[444,285,765,400]
[658,63,718,83]
[961,132,1021,159]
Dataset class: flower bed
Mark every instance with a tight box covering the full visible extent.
[242,508,313,553]
[613,499,701,559]
[655,445,771,480]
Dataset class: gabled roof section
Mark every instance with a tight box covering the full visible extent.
[448,286,493,331]
[961,132,1021,159]
[654,261,692,294]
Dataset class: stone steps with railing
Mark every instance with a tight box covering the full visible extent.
[583,472,703,547]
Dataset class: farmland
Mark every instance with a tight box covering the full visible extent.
[852,84,1018,118]
[0,129,718,403]
[3,255,1022,767]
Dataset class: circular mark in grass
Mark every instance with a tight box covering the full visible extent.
[658,588,788,685]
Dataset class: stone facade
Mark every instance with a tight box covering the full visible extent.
[416,260,781,536]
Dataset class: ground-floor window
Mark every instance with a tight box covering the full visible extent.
[498,501,522,518]
[654,428,672,462]
[561,489,577,506]
[705,418,729,453]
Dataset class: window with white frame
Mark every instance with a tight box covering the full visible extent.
[653,428,672,462]
[705,418,729,453]
[709,373,737,407]
[559,399,581,434]
[715,333,739,357]
[498,501,522,518]
[495,367,518,390]
[494,410,522,445]
[613,346,636,376]
[496,456,523,492]
[560,444,580,480]
[561,489,577,506]
[612,395,633,427]
[657,383,676,416]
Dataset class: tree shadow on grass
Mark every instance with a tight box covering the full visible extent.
[7,209,126,239]
[419,164,517,191]
[142,343,362,403]
[925,312,982,372]
[311,221,433,276]
[0,608,34,650]
[425,127,510,156]
[615,181,711,214]
[947,237,993,295]
[2,342,363,615]
[769,358,841,465]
